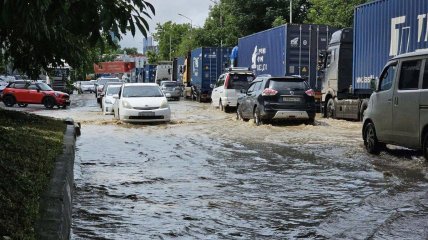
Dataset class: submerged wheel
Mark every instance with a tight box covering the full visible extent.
[326,98,336,118]
[423,134,428,162]
[3,95,16,107]
[43,97,55,109]
[18,103,28,108]
[253,107,262,126]
[363,122,381,154]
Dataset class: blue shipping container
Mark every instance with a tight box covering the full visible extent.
[238,24,336,89]
[143,64,156,83]
[353,0,428,92]
[191,47,232,95]
[176,57,185,83]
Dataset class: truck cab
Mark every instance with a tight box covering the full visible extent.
[321,28,363,119]
[363,49,428,160]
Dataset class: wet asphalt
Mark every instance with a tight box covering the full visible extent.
[4,93,427,239]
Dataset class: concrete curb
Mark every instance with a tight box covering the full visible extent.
[36,123,76,240]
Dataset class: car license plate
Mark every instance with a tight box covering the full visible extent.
[139,112,154,117]
[283,97,300,102]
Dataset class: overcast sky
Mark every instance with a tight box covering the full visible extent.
[119,0,214,52]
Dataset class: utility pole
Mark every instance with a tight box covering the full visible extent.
[290,0,293,24]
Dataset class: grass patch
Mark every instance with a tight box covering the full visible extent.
[0,109,66,239]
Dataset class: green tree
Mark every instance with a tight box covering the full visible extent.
[153,21,192,60]
[122,47,140,55]
[272,16,287,27]
[146,50,160,64]
[307,0,370,28]
[0,0,155,79]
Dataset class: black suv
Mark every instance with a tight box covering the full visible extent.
[237,76,316,125]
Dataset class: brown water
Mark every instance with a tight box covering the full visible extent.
[5,94,427,239]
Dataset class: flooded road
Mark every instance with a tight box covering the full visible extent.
[7,94,428,239]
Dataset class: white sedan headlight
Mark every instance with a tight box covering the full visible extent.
[160,99,169,108]
[122,100,132,109]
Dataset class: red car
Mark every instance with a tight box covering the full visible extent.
[1,81,70,109]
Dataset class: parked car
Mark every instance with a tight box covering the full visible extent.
[363,49,428,160]
[160,81,181,101]
[102,85,121,115]
[237,76,316,125]
[79,81,95,93]
[211,67,255,112]
[1,81,70,109]
[95,77,121,103]
[113,83,171,123]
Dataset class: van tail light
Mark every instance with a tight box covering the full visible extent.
[305,89,315,97]
[262,88,278,96]
[224,75,231,89]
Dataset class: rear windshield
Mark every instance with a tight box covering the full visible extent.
[268,79,308,91]
[122,86,163,98]
[227,74,254,89]
[98,78,120,85]
[162,82,179,87]
[106,86,121,95]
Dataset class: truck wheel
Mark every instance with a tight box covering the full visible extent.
[326,98,336,118]
[423,134,428,162]
[43,97,56,109]
[363,122,381,154]
[3,95,16,107]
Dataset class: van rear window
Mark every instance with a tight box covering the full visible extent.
[227,74,254,89]
[269,80,308,91]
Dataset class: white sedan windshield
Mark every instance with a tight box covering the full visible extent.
[122,86,163,98]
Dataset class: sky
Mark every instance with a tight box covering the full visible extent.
[119,0,215,52]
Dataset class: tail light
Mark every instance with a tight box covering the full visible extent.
[305,89,315,97]
[262,88,278,96]
[224,75,231,89]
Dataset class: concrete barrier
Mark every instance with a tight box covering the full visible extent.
[36,123,76,240]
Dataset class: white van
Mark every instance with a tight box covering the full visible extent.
[363,49,428,160]
[211,68,255,112]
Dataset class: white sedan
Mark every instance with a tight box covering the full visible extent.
[113,83,171,123]
[102,85,121,115]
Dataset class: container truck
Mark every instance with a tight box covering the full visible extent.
[237,24,336,91]
[155,61,173,84]
[321,0,428,120]
[143,64,156,83]
[190,47,232,102]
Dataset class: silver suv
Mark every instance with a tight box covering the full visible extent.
[363,49,428,160]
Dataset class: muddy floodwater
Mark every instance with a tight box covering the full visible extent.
[8,94,428,239]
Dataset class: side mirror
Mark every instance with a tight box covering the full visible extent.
[113,94,119,99]
[370,78,377,92]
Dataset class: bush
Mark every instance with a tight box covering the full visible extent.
[0,109,66,239]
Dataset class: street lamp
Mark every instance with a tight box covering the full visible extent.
[289,0,293,24]
[178,13,193,28]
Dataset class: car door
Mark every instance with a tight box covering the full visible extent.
[27,84,43,103]
[391,59,422,148]
[211,75,224,107]
[13,82,30,102]
[370,62,397,142]
[241,82,257,118]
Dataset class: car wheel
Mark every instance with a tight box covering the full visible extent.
[61,105,67,109]
[43,97,55,109]
[326,98,336,118]
[3,95,16,107]
[363,122,381,154]
[305,118,315,125]
[423,133,428,162]
[253,106,263,126]
[18,103,28,108]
